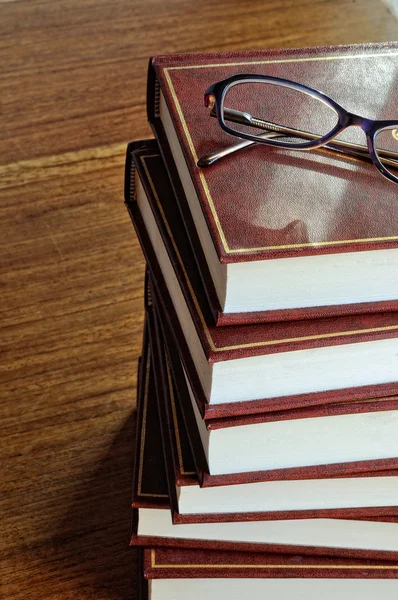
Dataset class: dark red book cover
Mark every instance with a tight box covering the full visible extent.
[144,546,398,579]
[148,44,398,264]
[126,140,398,419]
[148,50,398,324]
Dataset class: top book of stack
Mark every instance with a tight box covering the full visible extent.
[148,42,398,326]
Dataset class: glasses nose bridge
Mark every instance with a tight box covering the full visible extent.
[346,112,373,134]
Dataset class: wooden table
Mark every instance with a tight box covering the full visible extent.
[1,1,396,597]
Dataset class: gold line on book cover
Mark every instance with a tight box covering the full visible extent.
[140,154,398,352]
[161,50,398,253]
[164,349,196,476]
[165,51,398,71]
[150,549,398,570]
[138,347,168,499]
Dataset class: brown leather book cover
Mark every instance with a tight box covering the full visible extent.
[148,43,398,264]
[143,546,398,579]
[145,283,197,521]
[148,61,398,324]
[126,140,398,419]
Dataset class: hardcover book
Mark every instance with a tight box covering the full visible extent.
[140,547,398,600]
[149,289,398,501]
[153,287,398,481]
[147,43,398,323]
[125,140,398,420]
[132,310,398,560]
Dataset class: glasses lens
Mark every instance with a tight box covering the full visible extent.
[222,81,339,146]
[374,127,398,180]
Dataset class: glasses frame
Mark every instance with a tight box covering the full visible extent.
[204,74,398,184]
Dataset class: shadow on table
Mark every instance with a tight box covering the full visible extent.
[52,411,138,600]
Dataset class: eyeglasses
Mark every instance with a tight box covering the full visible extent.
[197,74,398,184]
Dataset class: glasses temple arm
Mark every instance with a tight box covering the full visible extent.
[197,132,284,167]
[197,107,398,167]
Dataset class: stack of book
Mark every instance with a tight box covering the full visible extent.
[125,42,398,599]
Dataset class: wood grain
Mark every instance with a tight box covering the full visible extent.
[0,1,396,598]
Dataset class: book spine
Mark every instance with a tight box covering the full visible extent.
[131,323,148,506]
[152,284,210,484]
[150,293,198,486]
[146,59,157,123]
[132,144,215,358]
[126,158,211,421]
[147,62,222,325]
[146,299,180,521]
